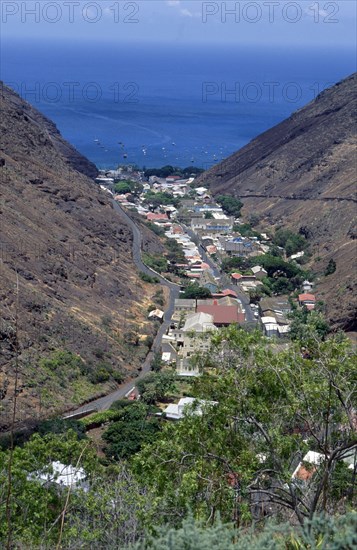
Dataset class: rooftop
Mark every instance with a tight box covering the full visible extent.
[197,303,244,325]
[299,293,316,302]
[183,312,216,332]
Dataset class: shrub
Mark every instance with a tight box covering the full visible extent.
[143,253,168,273]
[89,368,110,384]
[325,258,336,276]
[182,283,212,299]
[102,403,161,459]
[146,221,165,237]
[80,409,125,430]
[217,195,243,218]
[109,399,136,411]
[273,228,307,256]
[139,271,160,284]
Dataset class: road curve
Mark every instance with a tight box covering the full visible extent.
[68,201,180,415]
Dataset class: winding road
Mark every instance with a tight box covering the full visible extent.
[68,203,254,416]
[68,201,180,415]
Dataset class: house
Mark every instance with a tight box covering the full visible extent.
[191,217,234,234]
[201,236,215,247]
[298,293,316,310]
[174,312,217,376]
[166,175,181,183]
[196,300,245,326]
[162,397,217,420]
[302,280,313,292]
[186,272,201,279]
[206,245,218,255]
[277,325,290,337]
[195,186,208,196]
[259,296,291,325]
[231,273,258,287]
[200,270,219,293]
[174,299,196,312]
[221,237,255,257]
[291,451,325,482]
[163,206,177,219]
[172,224,185,235]
[146,212,169,223]
[148,309,165,322]
[261,316,279,338]
[290,251,305,261]
[231,273,243,284]
[29,461,88,491]
[194,204,223,214]
[251,265,268,279]
[181,311,215,331]
[215,296,241,307]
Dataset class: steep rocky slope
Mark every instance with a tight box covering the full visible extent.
[0,83,157,427]
[197,74,357,330]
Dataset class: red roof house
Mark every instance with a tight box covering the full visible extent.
[298,293,316,310]
[197,300,245,326]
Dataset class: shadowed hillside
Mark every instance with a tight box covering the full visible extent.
[0,83,158,426]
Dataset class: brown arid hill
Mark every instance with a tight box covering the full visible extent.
[0,83,160,428]
[197,73,357,331]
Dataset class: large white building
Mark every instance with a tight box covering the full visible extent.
[173,312,217,376]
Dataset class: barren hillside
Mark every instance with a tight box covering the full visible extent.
[0,83,158,426]
[197,74,357,330]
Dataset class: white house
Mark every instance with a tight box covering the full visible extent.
[162,397,217,420]
[174,312,216,376]
[302,280,313,292]
[261,316,279,338]
[29,461,88,491]
[251,265,268,279]
[148,309,165,322]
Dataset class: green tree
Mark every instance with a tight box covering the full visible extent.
[182,283,212,299]
[289,310,330,342]
[151,351,163,372]
[103,403,161,460]
[217,195,243,218]
[63,464,154,549]
[165,238,186,265]
[273,229,307,256]
[144,191,180,208]
[221,256,250,273]
[136,372,177,404]
[133,327,356,527]
[0,431,100,546]
[114,181,132,194]
[324,259,336,276]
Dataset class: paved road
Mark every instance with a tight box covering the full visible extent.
[68,201,180,415]
[68,208,255,415]
[183,225,255,323]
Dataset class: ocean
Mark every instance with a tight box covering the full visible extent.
[1,39,355,169]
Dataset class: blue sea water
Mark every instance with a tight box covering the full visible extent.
[1,39,355,169]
